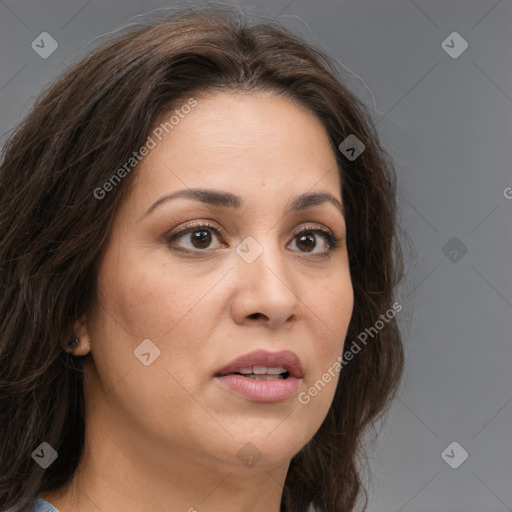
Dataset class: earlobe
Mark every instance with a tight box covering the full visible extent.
[63,315,92,356]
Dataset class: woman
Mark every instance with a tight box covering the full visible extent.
[0,5,404,512]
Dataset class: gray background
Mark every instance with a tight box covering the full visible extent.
[1,1,511,511]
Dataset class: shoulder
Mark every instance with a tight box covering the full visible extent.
[28,498,60,512]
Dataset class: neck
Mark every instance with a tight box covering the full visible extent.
[40,406,290,512]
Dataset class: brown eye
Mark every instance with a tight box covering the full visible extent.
[296,232,316,252]
[288,228,340,255]
[189,229,213,249]
[166,222,226,252]
[166,222,341,256]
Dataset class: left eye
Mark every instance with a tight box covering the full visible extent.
[166,223,339,254]
[288,229,336,253]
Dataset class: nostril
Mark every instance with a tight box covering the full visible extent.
[249,313,266,320]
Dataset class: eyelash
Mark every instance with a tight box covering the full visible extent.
[165,221,341,256]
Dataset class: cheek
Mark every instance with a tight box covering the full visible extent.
[95,248,191,341]
[309,271,354,345]
[300,274,353,410]
[91,246,223,390]
[87,251,216,437]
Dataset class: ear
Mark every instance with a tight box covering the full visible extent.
[64,314,92,356]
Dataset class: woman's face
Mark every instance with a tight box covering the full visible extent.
[82,92,354,474]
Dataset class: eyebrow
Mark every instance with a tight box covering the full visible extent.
[141,188,345,220]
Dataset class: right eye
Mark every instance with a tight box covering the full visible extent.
[165,222,227,253]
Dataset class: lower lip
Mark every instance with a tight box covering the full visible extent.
[215,374,301,402]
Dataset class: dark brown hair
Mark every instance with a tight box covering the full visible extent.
[0,5,404,511]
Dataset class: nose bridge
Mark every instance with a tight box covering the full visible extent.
[236,230,285,280]
[234,231,299,309]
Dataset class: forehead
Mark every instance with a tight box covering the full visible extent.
[129,92,341,212]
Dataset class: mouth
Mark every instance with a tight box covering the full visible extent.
[228,366,291,380]
[214,349,304,402]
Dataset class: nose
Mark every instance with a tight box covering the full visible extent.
[230,237,301,329]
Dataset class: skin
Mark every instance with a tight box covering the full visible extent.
[42,92,354,512]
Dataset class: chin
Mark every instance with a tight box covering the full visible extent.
[212,430,308,472]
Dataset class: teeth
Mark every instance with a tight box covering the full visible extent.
[244,374,283,380]
[238,366,288,375]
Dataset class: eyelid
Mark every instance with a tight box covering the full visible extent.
[290,222,334,238]
[164,220,225,239]
[289,223,342,253]
[166,220,334,239]
[164,220,341,254]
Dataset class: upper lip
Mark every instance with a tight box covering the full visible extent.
[216,349,304,378]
